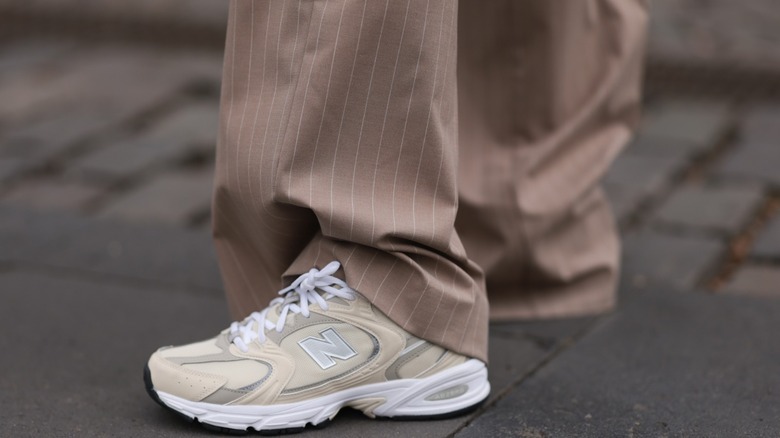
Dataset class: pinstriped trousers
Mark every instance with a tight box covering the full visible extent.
[212,0,648,362]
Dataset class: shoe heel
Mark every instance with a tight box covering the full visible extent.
[372,359,490,419]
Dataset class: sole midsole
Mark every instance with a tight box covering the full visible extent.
[154,359,490,430]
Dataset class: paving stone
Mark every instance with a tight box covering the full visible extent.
[718,120,780,185]
[723,265,780,298]
[638,100,730,148]
[718,147,780,186]
[0,157,30,182]
[484,318,598,406]
[622,230,723,289]
[489,316,595,350]
[0,40,75,77]
[0,45,220,126]
[740,104,780,143]
[74,103,219,179]
[648,0,780,70]
[652,184,763,234]
[602,153,684,219]
[0,0,229,30]
[752,216,780,259]
[0,204,221,291]
[99,170,213,224]
[457,288,780,437]
[0,107,119,161]
[604,154,682,195]
[624,132,700,162]
[0,270,230,438]
[1,179,103,211]
[603,183,642,221]
[485,336,548,400]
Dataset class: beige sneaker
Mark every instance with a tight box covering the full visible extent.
[144,261,490,434]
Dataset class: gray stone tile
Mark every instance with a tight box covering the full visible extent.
[752,216,780,259]
[74,103,219,179]
[0,270,229,438]
[638,100,730,148]
[604,154,682,193]
[718,107,780,186]
[603,153,685,218]
[622,230,723,289]
[647,0,780,67]
[490,317,595,350]
[653,184,763,234]
[0,46,220,127]
[5,0,228,32]
[485,318,598,408]
[627,130,704,162]
[486,336,549,401]
[723,265,780,298]
[0,40,75,76]
[0,157,30,182]
[740,104,780,144]
[0,107,118,161]
[717,141,780,186]
[0,204,221,291]
[99,170,213,224]
[457,288,780,437]
[1,179,103,211]
[603,183,640,221]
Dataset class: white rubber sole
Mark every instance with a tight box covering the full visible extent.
[154,359,490,432]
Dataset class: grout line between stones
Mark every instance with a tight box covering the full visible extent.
[0,90,191,203]
[619,111,739,233]
[489,328,558,351]
[707,191,780,291]
[447,315,610,437]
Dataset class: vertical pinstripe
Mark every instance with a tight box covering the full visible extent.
[214,0,487,361]
[389,0,429,241]
[369,0,410,246]
[348,0,388,240]
[213,0,648,362]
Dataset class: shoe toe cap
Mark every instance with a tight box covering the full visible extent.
[147,351,228,402]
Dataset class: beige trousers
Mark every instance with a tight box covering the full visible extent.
[212,0,647,362]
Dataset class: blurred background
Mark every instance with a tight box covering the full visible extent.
[1,0,779,295]
[2,1,780,436]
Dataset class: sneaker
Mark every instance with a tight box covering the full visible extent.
[144,261,490,433]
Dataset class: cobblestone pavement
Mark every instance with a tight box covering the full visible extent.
[0,41,221,228]
[649,0,780,68]
[4,0,780,70]
[2,37,780,436]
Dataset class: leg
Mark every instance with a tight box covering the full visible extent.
[147,4,491,430]
[213,0,487,360]
[456,0,648,318]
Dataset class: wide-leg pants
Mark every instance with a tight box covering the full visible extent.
[212,0,648,362]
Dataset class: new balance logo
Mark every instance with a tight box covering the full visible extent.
[298,328,358,369]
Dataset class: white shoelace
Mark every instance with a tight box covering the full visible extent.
[229,261,356,353]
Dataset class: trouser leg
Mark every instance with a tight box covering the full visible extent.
[456,0,648,319]
[213,0,488,361]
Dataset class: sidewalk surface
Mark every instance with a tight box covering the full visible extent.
[2,3,780,437]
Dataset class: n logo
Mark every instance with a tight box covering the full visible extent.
[298,328,358,369]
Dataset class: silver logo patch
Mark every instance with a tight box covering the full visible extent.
[298,328,358,369]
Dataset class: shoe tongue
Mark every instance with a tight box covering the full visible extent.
[272,284,344,319]
[283,284,343,305]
